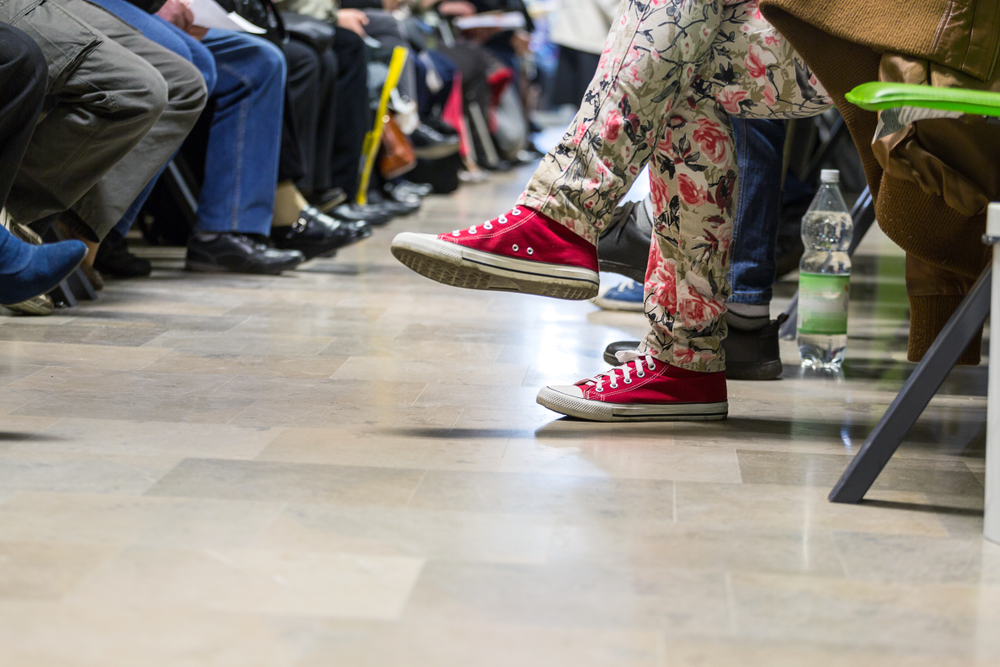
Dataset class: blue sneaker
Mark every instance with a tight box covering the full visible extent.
[595,279,645,312]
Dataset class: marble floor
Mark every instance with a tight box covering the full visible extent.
[0,167,996,666]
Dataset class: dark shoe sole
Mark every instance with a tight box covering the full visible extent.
[184,260,297,276]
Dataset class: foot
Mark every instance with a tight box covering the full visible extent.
[328,202,393,226]
[594,279,644,312]
[94,230,152,278]
[309,187,348,214]
[597,198,653,283]
[0,231,87,306]
[270,207,372,260]
[537,352,728,422]
[185,232,305,275]
[368,189,420,217]
[391,205,599,301]
[411,122,460,160]
[603,313,787,381]
[3,293,55,316]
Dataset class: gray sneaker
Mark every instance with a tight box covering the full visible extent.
[603,313,787,381]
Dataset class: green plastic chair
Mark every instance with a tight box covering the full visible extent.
[830,81,1000,542]
[846,81,1000,117]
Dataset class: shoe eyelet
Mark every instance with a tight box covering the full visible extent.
[468,229,477,235]
[648,362,656,370]
[499,215,508,224]
[512,208,522,215]
[484,222,493,230]
[596,387,603,393]
[452,231,461,237]
[610,383,619,389]
[527,247,534,255]
[512,244,519,252]
[636,371,645,378]
[624,378,632,385]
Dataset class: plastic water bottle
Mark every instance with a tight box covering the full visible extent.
[797,169,852,369]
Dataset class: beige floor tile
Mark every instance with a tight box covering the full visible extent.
[256,505,553,564]
[499,438,742,482]
[408,470,673,520]
[331,357,529,387]
[0,541,116,599]
[296,620,662,667]
[14,418,282,460]
[0,601,313,667]
[0,450,178,495]
[0,340,171,370]
[401,560,730,633]
[256,426,506,471]
[67,546,424,618]
[137,350,350,378]
[0,492,284,548]
[147,458,426,506]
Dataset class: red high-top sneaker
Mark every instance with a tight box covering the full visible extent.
[536,352,728,422]
[390,206,599,300]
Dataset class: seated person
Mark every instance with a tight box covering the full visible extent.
[1,0,206,245]
[390,0,832,422]
[0,22,87,306]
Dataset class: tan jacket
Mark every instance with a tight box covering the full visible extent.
[760,0,1000,82]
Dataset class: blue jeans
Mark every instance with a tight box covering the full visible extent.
[93,4,285,237]
[727,118,786,306]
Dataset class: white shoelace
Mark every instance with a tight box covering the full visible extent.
[586,351,657,393]
[450,208,522,236]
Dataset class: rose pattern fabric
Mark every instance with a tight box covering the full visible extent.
[518,0,830,372]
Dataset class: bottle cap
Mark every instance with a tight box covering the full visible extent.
[820,169,840,183]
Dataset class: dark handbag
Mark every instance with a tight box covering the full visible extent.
[280,12,335,55]
[217,0,287,45]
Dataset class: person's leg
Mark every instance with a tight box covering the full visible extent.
[195,29,285,236]
[282,39,322,196]
[3,0,169,240]
[362,10,418,103]
[726,118,786,317]
[0,21,88,305]
[327,27,369,201]
[56,0,207,240]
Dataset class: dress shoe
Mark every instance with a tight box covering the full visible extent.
[328,202,393,226]
[0,226,87,306]
[394,180,432,198]
[368,189,419,217]
[597,198,653,283]
[410,122,460,160]
[270,207,372,260]
[185,232,304,275]
[309,187,348,214]
[94,230,152,278]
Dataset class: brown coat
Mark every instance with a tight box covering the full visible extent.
[760,0,1000,364]
[762,0,1000,81]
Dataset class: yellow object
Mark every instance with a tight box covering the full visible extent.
[357,46,409,206]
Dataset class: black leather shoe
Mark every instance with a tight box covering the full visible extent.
[411,123,459,160]
[328,202,393,226]
[598,198,653,283]
[394,180,432,198]
[94,230,152,278]
[368,189,419,217]
[270,207,372,260]
[310,187,348,214]
[602,313,787,381]
[186,232,305,275]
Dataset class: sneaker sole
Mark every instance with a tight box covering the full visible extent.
[594,296,645,312]
[537,386,728,422]
[391,233,599,301]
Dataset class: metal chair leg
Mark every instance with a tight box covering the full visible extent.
[829,265,992,503]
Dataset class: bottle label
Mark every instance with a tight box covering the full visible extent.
[798,272,849,336]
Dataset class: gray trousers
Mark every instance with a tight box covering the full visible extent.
[1,0,206,240]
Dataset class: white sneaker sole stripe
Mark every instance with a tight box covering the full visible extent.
[536,386,728,422]
[391,232,599,301]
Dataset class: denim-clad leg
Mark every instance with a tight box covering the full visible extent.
[85,0,219,239]
[726,118,787,308]
[197,30,285,235]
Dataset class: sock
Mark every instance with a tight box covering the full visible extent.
[272,181,310,227]
[726,302,770,331]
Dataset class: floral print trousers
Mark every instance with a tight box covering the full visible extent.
[518,0,831,372]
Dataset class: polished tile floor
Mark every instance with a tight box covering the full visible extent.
[0,167,996,666]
